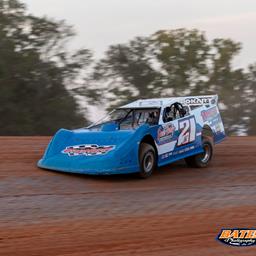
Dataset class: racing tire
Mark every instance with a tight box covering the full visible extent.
[138,143,156,178]
[185,140,213,168]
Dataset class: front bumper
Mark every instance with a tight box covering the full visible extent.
[37,157,139,175]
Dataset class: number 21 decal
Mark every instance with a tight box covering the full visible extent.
[177,116,196,146]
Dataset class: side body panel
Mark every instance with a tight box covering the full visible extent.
[145,104,225,167]
[200,105,226,143]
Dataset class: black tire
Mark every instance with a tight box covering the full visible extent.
[185,140,213,168]
[138,143,156,178]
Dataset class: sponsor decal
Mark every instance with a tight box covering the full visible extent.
[157,123,176,145]
[215,123,222,133]
[201,107,224,133]
[184,97,213,106]
[62,144,115,156]
[161,145,195,160]
[217,228,256,246]
[201,106,218,122]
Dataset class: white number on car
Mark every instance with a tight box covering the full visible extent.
[177,117,196,146]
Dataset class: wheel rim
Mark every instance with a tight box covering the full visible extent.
[143,152,154,173]
[201,144,211,163]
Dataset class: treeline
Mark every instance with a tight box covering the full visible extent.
[0,0,255,135]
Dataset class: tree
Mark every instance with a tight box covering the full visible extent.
[151,29,210,95]
[88,29,254,135]
[85,37,162,109]
[245,64,256,135]
[0,0,92,135]
[193,38,246,134]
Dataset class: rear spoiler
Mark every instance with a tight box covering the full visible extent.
[180,95,218,108]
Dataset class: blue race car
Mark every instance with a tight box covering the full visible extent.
[38,95,226,178]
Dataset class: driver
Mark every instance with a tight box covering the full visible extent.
[174,102,186,118]
[147,111,158,125]
[164,102,186,122]
[164,107,174,122]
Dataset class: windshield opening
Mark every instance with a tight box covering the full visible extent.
[88,108,160,131]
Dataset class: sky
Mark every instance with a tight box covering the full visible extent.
[23,0,256,69]
[20,0,256,124]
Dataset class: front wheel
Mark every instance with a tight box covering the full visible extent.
[185,140,213,168]
[138,143,156,178]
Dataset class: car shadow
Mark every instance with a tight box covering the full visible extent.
[40,159,190,182]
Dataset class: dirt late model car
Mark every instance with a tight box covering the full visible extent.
[38,95,225,178]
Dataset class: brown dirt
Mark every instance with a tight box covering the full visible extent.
[0,136,255,256]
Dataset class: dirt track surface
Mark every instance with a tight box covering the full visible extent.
[0,137,256,256]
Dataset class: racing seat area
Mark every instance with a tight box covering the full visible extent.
[163,102,187,122]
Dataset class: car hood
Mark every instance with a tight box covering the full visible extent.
[43,128,136,159]
[38,124,153,174]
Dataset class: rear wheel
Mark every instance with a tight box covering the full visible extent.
[185,140,213,168]
[138,143,156,178]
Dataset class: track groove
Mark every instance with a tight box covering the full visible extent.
[0,137,255,255]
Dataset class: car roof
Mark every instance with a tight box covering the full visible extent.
[119,98,180,109]
[119,95,217,109]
